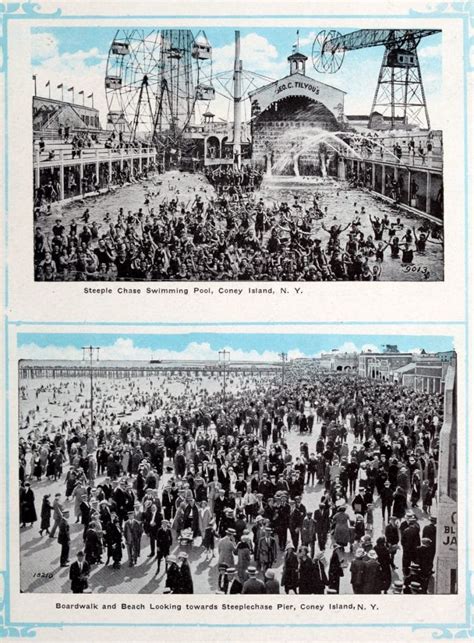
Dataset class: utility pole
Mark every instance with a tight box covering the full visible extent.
[279,352,288,386]
[218,350,230,402]
[82,345,100,432]
[232,30,242,169]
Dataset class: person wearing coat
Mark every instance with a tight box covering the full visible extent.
[72,482,87,522]
[105,518,123,569]
[392,486,408,519]
[312,552,329,594]
[226,568,243,594]
[264,569,280,594]
[165,555,180,593]
[39,494,52,536]
[350,548,366,594]
[313,504,330,551]
[255,527,278,573]
[198,501,212,536]
[57,510,71,567]
[50,493,63,538]
[242,567,266,594]
[218,530,236,568]
[69,551,90,593]
[183,499,200,538]
[417,538,435,593]
[328,545,344,593]
[297,546,314,595]
[401,518,421,575]
[374,537,392,593]
[281,543,299,594]
[362,550,382,594]
[84,523,103,565]
[301,512,317,558]
[155,520,173,574]
[20,483,37,527]
[123,512,143,566]
[175,552,194,594]
[332,506,351,550]
[235,535,253,583]
[385,516,400,568]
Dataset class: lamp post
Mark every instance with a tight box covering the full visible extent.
[82,345,100,432]
[218,350,230,402]
[279,352,288,386]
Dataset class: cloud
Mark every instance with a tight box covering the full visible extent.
[298,31,317,48]
[18,339,307,363]
[32,32,59,61]
[418,43,442,59]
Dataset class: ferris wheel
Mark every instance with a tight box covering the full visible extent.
[105,28,214,146]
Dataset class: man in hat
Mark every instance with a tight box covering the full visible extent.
[301,511,316,558]
[49,492,64,538]
[124,510,143,567]
[362,549,382,594]
[79,493,91,537]
[264,569,280,594]
[213,489,227,531]
[422,516,437,562]
[406,581,422,594]
[256,526,278,574]
[380,481,394,522]
[401,516,421,575]
[242,566,265,594]
[350,548,366,594]
[391,580,404,594]
[155,519,173,574]
[417,537,434,593]
[226,567,243,595]
[69,550,90,594]
[217,528,235,568]
[176,552,193,594]
[384,515,400,569]
[403,562,423,593]
[313,502,330,552]
[57,509,70,567]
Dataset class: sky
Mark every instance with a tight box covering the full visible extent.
[17,332,454,362]
[31,26,443,129]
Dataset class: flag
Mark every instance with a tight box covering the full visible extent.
[68,86,74,92]
[87,93,94,98]
[78,90,84,95]
[32,74,37,80]
[57,83,63,89]
[45,80,50,87]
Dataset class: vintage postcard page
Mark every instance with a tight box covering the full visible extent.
[0,1,472,641]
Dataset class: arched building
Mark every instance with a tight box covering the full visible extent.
[249,47,346,175]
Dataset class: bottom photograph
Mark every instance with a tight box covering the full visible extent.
[16,331,457,596]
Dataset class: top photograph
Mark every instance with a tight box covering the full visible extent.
[32,27,444,282]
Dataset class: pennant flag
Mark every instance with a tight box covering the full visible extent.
[45,80,50,87]
[67,86,74,92]
[57,83,63,89]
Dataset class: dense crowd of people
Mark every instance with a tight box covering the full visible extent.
[19,365,444,595]
[33,169,443,281]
